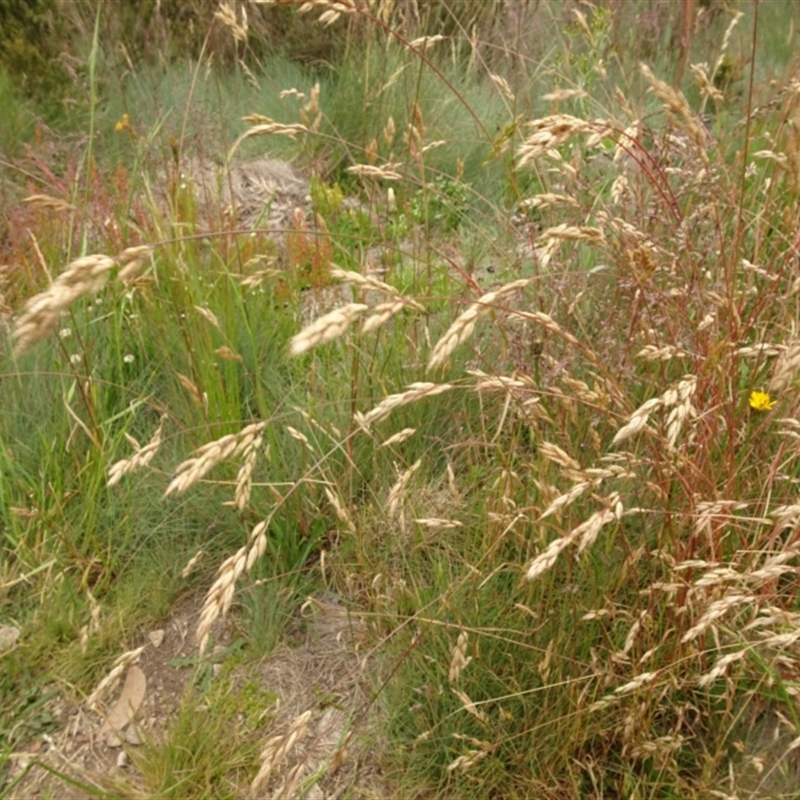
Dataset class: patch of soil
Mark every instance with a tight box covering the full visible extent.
[7,592,388,799]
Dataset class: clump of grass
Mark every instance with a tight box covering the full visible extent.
[5,1,800,798]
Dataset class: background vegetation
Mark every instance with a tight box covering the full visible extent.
[3,0,800,797]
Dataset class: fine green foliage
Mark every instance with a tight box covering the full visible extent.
[4,1,800,798]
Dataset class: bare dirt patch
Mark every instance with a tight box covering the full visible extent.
[7,592,387,799]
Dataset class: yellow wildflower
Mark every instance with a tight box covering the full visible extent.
[115,114,136,140]
[749,390,776,412]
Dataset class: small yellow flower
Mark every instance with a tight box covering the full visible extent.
[749,390,776,412]
[114,113,130,133]
[115,113,138,140]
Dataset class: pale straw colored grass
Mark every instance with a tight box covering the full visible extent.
[231,431,263,512]
[769,339,800,394]
[448,630,471,684]
[525,494,621,581]
[13,246,152,355]
[380,427,416,447]
[289,303,368,356]
[227,119,309,163]
[196,519,268,654]
[612,397,663,445]
[447,747,490,774]
[346,163,404,181]
[22,194,76,213]
[107,416,166,487]
[180,549,205,579]
[355,382,454,429]
[165,421,267,497]
[680,591,753,644]
[251,709,314,795]
[640,64,709,162]
[387,459,421,519]
[427,279,532,370]
[517,115,608,167]
[329,266,400,297]
[361,300,413,333]
[324,486,355,532]
[85,646,146,710]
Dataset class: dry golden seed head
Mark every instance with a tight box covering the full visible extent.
[289,303,369,356]
[196,520,267,653]
[539,481,590,521]
[346,163,403,181]
[180,550,205,579]
[324,486,355,532]
[329,266,399,296]
[538,441,581,471]
[612,397,662,445]
[165,421,267,497]
[214,1,248,42]
[521,193,579,209]
[22,194,76,213]
[784,113,800,194]
[85,646,146,710]
[176,372,204,409]
[12,253,117,354]
[447,749,490,773]
[214,345,243,362]
[680,592,753,644]
[409,34,444,53]
[107,416,166,487]
[428,279,532,370]
[621,245,658,280]
[251,709,314,794]
[383,115,395,147]
[194,305,220,329]
[541,88,588,103]
[387,459,421,518]
[233,437,261,512]
[448,630,471,684]
[538,224,607,247]
[356,382,454,428]
[303,81,320,115]
[690,63,724,104]
[361,300,408,333]
[640,63,708,161]
[380,427,416,447]
[490,73,515,103]
[227,122,309,163]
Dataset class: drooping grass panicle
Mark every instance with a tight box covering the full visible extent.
[251,709,314,795]
[526,494,621,581]
[13,246,153,355]
[165,421,267,497]
[231,431,263,512]
[769,339,800,394]
[517,115,612,166]
[427,279,532,370]
[355,382,455,429]
[289,303,368,356]
[85,645,146,710]
[107,415,167,487]
[227,120,309,163]
[196,519,268,654]
[346,163,404,181]
[640,63,709,162]
[387,459,421,519]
